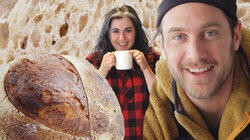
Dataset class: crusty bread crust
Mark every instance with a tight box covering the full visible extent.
[4,54,91,137]
[0,54,124,139]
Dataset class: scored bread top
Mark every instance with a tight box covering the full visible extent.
[4,54,91,137]
[0,54,125,139]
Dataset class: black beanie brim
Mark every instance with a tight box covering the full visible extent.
[157,0,237,28]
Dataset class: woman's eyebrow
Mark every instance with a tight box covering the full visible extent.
[111,28,119,30]
[125,27,134,30]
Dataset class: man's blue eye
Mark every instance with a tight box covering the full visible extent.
[205,32,215,37]
[174,35,183,40]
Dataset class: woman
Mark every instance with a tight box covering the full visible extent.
[86,5,160,140]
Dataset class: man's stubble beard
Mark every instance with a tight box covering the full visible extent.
[166,42,235,100]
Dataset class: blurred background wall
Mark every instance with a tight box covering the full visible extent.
[0,0,249,69]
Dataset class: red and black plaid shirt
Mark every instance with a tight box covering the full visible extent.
[86,50,159,140]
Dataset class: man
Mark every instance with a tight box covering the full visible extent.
[143,0,249,139]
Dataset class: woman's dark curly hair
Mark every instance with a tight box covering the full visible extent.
[94,5,152,75]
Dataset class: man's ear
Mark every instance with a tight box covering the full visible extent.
[233,20,242,51]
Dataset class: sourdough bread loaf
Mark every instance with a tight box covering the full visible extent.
[0,1,249,138]
[0,54,124,139]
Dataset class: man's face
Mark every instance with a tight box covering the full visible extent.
[161,3,239,99]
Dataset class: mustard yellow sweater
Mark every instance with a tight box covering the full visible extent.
[143,28,250,140]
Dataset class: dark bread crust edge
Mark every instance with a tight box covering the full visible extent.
[0,54,125,139]
[0,55,89,139]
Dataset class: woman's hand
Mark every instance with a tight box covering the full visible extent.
[130,50,149,71]
[130,49,155,91]
[99,52,116,77]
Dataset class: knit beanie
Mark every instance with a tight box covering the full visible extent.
[157,0,237,28]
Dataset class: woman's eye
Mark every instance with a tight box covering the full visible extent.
[205,31,216,37]
[112,30,119,33]
[126,29,132,33]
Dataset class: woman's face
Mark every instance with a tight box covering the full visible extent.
[109,17,136,51]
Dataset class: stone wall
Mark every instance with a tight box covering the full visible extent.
[0,0,249,68]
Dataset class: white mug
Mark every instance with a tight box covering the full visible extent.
[114,51,133,70]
